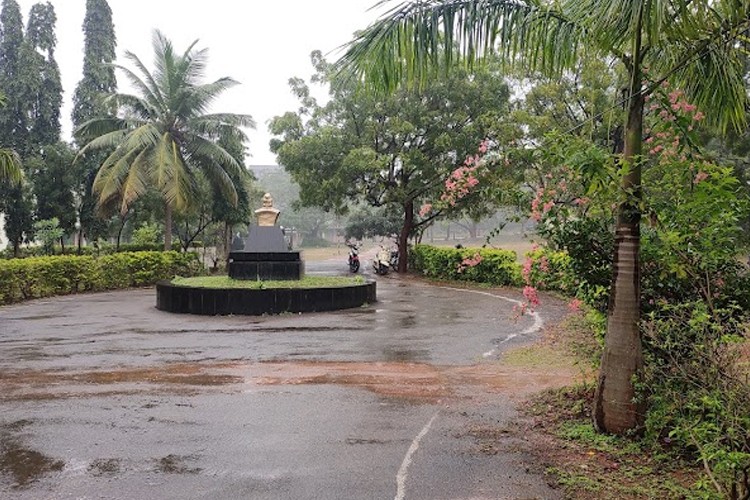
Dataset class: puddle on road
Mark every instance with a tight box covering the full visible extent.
[155,454,202,474]
[248,360,450,402]
[0,359,577,405]
[0,421,64,489]
[88,458,121,476]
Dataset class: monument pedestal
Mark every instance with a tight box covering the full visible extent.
[228,226,304,280]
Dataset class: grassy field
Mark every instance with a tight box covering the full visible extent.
[172,275,364,289]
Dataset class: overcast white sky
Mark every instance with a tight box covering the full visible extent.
[16,0,387,165]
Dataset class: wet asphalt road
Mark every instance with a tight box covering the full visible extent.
[0,260,568,499]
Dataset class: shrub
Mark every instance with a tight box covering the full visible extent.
[131,222,161,246]
[642,301,750,498]
[0,251,200,305]
[410,244,523,286]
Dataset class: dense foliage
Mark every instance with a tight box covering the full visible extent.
[409,244,522,287]
[0,250,200,304]
[270,52,512,271]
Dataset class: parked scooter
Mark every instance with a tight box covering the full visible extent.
[347,242,360,273]
[389,248,399,271]
[372,245,391,275]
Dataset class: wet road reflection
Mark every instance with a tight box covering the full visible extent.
[0,271,570,498]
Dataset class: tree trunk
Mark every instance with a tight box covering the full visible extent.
[164,202,172,251]
[594,40,645,434]
[398,200,413,273]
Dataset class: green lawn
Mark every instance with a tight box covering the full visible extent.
[171,275,365,289]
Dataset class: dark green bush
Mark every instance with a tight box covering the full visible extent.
[410,244,523,286]
[642,301,750,498]
[0,242,166,259]
[0,251,200,305]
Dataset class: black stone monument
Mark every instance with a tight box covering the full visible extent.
[227,194,304,280]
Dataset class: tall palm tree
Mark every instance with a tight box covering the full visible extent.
[76,30,255,250]
[337,0,750,434]
[0,91,22,185]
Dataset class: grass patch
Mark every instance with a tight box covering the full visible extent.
[521,385,701,499]
[502,344,577,370]
[172,275,365,289]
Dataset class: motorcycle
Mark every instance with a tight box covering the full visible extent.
[347,242,360,273]
[372,245,391,275]
[389,248,399,271]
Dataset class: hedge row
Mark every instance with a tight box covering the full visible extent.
[410,244,524,286]
[409,244,578,293]
[0,251,201,305]
[0,242,166,259]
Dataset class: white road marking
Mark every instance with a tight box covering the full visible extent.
[394,412,439,500]
[439,286,544,358]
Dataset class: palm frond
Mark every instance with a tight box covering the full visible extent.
[337,0,583,92]
[183,78,241,117]
[76,128,130,158]
[185,136,240,205]
[75,115,130,137]
[93,147,142,212]
[0,148,23,185]
[116,58,164,111]
[153,133,195,211]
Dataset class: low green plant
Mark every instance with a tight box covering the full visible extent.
[0,251,200,304]
[171,275,364,289]
[32,218,64,255]
[131,222,161,246]
[410,244,522,286]
[642,301,750,499]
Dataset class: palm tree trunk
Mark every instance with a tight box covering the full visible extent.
[594,39,646,434]
[164,202,172,251]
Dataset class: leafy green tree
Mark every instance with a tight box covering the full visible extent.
[255,167,336,245]
[1,181,34,256]
[344,206,401,241]
[0,0,28,154]
[338,0,750,434]
[76,30,256,250]
[28,142,76,250]
[32,216,62,255]
[71,0,116,127]
[271,51,511,271]
[71,0,117,247]
[22,2,62,151]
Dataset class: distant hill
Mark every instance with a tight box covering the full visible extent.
[248,164,282,177]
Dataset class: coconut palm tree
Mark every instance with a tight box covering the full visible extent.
[0,91,22,185]
[76,30,255,250]
[337,0,750,434]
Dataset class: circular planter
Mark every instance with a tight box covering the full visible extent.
[155,280,376,316]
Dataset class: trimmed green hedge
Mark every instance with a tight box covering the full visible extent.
[0,251,200,305]
[524,247,575,292]
[0,242,169,259]
[410,244,523,286]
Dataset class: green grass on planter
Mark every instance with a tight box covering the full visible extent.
[171,275,365,289]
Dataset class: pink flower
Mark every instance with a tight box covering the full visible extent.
[693,111,705,121]
[694,171,709,183]
[522,257,533,281]
[523,286,540,308]
[542,201,555,213]
[539,256,550,273]
[419,203,433,217]
[568,298,583,313]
